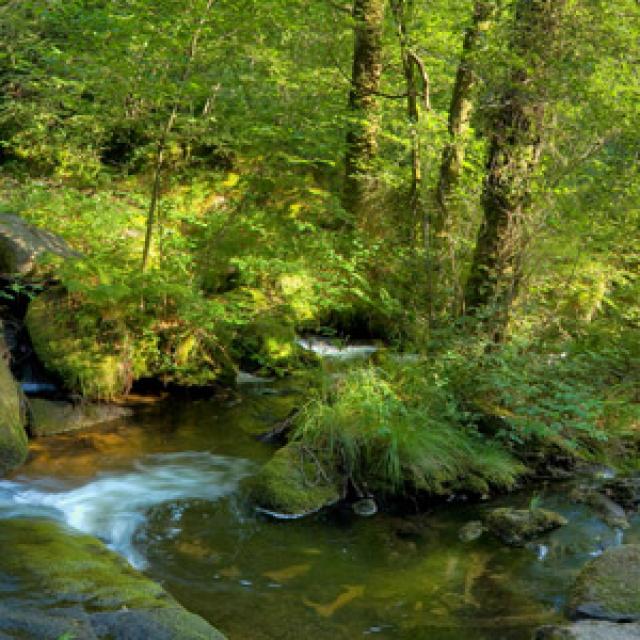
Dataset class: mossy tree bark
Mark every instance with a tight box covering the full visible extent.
[343,0,385,221]
[435,1,496,230]
[433,1,496,315]
[464,0,565,338]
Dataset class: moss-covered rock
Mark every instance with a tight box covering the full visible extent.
[485,507,568,547]
[0,518,225,639]
[570,545,640,622]
[0,357,28,475]
[248,443,342,518]
[29,399,133,436]
[26,290,141,399]
[535,622,640,639]
[236,312,316,375]
[26,288,236,399]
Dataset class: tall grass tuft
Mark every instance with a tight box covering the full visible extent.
[294,361,524,495]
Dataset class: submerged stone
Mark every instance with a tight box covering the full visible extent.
[248,443,342,518]
[0,518,226,639]
[571,485,630,529]
[570,545,640,622]
[459,520,485,543]
[29,399,133,436]
[0,357,28,475]
[485,507,568,547]
[352,497,378,517]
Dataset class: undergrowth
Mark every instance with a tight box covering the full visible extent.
[293,328,639,497]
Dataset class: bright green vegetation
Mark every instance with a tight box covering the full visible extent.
[0,357,28,474]
[0,0,638,496]
[294,360,525,496]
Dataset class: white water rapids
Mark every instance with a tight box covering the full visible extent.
[0,451,253,568]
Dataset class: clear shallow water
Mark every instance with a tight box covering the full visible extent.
[1,385,638,640]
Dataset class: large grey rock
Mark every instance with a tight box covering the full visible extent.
[0,213,77,275]
[0,518,226,639]
[29,399,133,436]
[0,357,28,475]
[570,545,640,622]
[535,621,640,639]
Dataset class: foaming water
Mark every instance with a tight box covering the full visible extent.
[0,451,253,568]
[296,337,378,359]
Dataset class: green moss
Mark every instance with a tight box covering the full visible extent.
[485,508,568,547]
[249,443,341,516]
[0,519,167,608]
[0,519,226,638]
[26,291,137,400]
[0,358,28,474]
[570,545,640,621]
[236,312,311,374]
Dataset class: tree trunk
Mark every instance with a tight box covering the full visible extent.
[390,0,430,239]
[434,0,496,234]
[464,0,565,337]
[431,1,495,318]
[343,0,385,220]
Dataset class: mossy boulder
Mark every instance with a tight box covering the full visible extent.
[0,357,28,475]
[26,290,143,399]
[29,399,133,436]
[569,545,640,622]
[535,622,640,639]
[0,518,225,639]
[236,313,315,375]
[485,507,568,547]
[248,443,342,518]
[26,288,236,399]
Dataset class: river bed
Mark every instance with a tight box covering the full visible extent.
[1,380,638,640]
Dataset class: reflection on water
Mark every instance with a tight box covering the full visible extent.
[1,389,638,639]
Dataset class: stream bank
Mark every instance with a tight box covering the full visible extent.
[0,386,639,640]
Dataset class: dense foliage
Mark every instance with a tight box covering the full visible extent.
[1,0,638,492]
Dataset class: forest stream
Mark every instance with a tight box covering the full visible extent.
[1,351,637,640]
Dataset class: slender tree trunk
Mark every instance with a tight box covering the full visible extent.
[390,0,430,240]
[343,0,385,219]
[435,1,496,232]
[141,0,215,273]
[432,1,496,316]
[464,0,565,338]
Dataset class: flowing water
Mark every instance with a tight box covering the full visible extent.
[1,372,639,639]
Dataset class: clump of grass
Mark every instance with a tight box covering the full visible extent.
[293,362,524,496]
